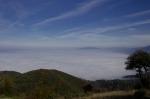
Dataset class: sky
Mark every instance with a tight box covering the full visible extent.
[0,0,150,80]
[0,0,150,48]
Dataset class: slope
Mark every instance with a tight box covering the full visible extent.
[12,69,88,98]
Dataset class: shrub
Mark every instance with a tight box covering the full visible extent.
[82,84,93,92]
[134,90,146,98]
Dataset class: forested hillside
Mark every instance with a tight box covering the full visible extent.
[0,69,90,98]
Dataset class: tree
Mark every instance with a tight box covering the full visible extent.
[82,83,93,92]
[27,80,53,99]
[0,75,15,96]
[125,50,150,77]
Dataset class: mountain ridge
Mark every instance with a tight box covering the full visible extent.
[78,45,150,53]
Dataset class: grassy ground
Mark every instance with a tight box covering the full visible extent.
[1,90,150,99]
[73,90,150,99]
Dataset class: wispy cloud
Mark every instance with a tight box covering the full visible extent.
[123,9,150,17]
[32,0,108,27]
[131,34,150,40]
[58,19,150,40]
[0,0,29,34]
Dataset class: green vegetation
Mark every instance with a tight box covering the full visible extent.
[94,79,136,91]
[125,50,150,89]
[0,69,149,99]
[0,75,15,96]
[0,71,21,78]
[125,50,150,77]
[0,69,91,98]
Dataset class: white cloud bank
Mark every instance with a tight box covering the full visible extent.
[0,48,134,80]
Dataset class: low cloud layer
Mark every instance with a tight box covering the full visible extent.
[0,48,134,80]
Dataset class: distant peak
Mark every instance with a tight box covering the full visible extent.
[78,47,100,50]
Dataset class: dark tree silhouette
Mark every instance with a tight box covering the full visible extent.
[125,50,150,77]
[82,84,93,92]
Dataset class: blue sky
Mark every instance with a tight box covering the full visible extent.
[0,0,150,48]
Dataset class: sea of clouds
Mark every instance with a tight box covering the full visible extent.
[0,48,134,80]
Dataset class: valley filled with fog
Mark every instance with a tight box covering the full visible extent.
[0,48,134,80]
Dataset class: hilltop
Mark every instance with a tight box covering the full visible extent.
[0,69,90,98]
[0,71,21,78]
